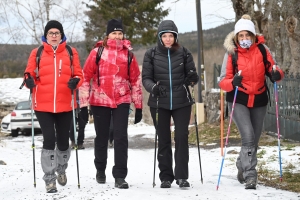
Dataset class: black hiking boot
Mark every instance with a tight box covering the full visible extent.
[245,179,257,189]
[237,170,245,184]
[96,171,106,184]
[115,178,129,189]
[176,179,190,188]
[160,180,171,188]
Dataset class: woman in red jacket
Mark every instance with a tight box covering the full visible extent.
[80,19,143,189]
[219,15,284,190]
[24,20,83,193]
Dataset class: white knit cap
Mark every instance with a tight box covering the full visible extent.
[234,14,256,35]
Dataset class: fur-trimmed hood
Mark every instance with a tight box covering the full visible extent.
[223,31,265,54]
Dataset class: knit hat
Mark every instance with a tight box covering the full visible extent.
[234,14,256,35]
[44,20,64,38]
[106,19,123,36]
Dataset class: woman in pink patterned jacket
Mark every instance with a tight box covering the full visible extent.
[80,19,143,189]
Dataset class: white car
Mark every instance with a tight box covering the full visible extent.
[1,113,11,134]
[10,100,41,137]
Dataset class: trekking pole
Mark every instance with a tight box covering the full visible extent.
[273,65,283,182]
[220,88,224,156]
[71,89,80,188]
[216,70,241,190]
[20,73,36,188]
[153,81,160,188]
[191,85,203,184]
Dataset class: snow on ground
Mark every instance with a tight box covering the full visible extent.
[0,78,300,200]
[1,122,300,200]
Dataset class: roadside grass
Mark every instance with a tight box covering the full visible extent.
[187,119,300,193]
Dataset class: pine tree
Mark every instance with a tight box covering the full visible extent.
[84,0,168,50]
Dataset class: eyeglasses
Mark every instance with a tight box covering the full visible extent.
[47,32,61,37]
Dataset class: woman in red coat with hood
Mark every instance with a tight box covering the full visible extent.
[219,14,284,190]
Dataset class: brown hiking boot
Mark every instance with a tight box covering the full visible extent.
[46,182,57,193]
[57,173,67,186]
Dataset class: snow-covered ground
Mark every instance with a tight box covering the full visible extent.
[0,78,300,200]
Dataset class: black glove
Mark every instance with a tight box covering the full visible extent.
[68,77,80,90]
[152,84,167,97]
[134,109,142,124]
[271,70,281,82]
[185,71,199,86]
[232,73,243,87]
[25,77,35,89]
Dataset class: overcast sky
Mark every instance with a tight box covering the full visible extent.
[0,0,235,44]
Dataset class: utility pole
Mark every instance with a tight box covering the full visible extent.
[196,0,204,103]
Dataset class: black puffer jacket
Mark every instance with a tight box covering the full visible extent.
[142,20,198,110]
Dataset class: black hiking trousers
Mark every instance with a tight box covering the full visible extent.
[150,105,191,183]
[35,111,72,151]
[91,103,130,179]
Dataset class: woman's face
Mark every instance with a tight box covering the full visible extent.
[108,31,124,40]
[46,28,62,46]
[161,32,175,48]
[237,30,251,41]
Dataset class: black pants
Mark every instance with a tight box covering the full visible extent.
[92,103,130,178]
[35,111,72,151]
[150,105,191,183]
[69,107,88,145]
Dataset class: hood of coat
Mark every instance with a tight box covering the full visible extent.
[223,31,265,54]
[157,20,178,49]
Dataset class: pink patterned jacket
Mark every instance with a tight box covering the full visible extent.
[79,39,142,109]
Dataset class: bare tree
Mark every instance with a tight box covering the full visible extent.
[0,0,87,44]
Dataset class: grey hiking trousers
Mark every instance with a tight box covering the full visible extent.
[228,102,267,181]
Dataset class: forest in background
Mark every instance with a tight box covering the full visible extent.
[0,22,234,89]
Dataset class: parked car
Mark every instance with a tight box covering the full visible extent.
[1,113,11,134]
[10,100,41,137]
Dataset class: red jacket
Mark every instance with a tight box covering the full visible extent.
[80,39,142,109]
[219,32,284,107]
[25,41,83,113]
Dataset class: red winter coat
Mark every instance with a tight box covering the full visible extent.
[25,40,83,113]
[80,39,142,109]
[219,32,284,107]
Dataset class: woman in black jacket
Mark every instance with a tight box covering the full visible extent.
[142,20,199,188]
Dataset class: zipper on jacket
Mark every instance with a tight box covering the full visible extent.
[168,49,173,110]
[58,60,62,77]
[53,49,57,113]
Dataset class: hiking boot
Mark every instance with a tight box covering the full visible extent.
[78,144,85,150]
[57,173,67,186]
[160,180,171,188]
[115,178,129,189]
[46,182,57,193]
[176,179,190,188]
[96,171,106,184]
[237,170,245,184]
[245,178,257,190]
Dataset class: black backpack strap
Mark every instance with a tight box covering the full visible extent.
[36,46,44,80]
[95,46,104,87]
[127,50,133,77]
[65,45,74,77]
[232,51,238,74]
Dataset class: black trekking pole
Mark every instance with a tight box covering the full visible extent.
[191,85,203,184]
[20,73,36,187]
[71,89,80,188]
[153,82,160,188]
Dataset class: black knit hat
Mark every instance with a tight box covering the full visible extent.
[44,20,64,38]
[106,19,123,36]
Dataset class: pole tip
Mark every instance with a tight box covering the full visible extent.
[78,184,80,189]
[152,183,156,188]
[216,186,219,190]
